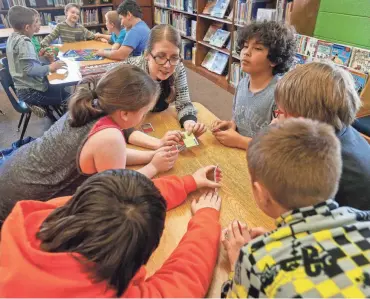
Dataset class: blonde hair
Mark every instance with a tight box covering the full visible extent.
[275,62,361,131]
[105,11,121,29]
[68,64,160,127]
[247,118,342,210]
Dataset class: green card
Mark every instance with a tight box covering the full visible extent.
[183,132,199,148]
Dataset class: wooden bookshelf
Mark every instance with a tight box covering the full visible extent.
[151,0,289,94]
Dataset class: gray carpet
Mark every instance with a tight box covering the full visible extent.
[0,67,233,149]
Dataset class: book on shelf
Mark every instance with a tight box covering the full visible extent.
[181,39,193,60]
[191,20,196,39]
[347,68,368,95]
[101,6,113,16]
[187,0,196,13]
[209,28,230,48]
[349,47,370,74]
[210,0,230,19]
[275,0,288,22]
[330,44,352,66]
[201,49,228,75]
[304,36,318,57]
[80,9,99,25]
[192,44,196,64]
[0,14,10,28]
[54,15,66,23]
[203,23,222,42]
[314,40,333,62]
[154,7,170,24]
[290,53,310,70]
[172,12,192,36]
[256,8,276,21]
[234,0,271,25]
[202,0,217,15]
[230,62,247,87]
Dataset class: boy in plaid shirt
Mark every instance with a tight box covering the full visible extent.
[221,118,370,298]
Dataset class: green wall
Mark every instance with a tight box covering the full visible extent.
[314,0,370,49]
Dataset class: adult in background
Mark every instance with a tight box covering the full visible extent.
[96,0,150,60]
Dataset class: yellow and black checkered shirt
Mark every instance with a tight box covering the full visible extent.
[221,200,370,298]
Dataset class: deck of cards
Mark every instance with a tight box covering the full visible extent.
[177,132,199,152]
[141,123,154,133]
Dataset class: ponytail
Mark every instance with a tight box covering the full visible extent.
[68,76,105,127]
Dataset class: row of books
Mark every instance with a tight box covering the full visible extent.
[80,9,99,25]
[154,0,196,14]
[226,0,272,25]
[181,39,193,60]
[154,8,196,38]
[1,0,84,8]
[202,0,230,19]
[295,34,370,74]
[203,23,230,48]
[40,12,53,25]
[46,0,83,7]
[201,48,229,75]
[229,62,247,87]
[0,14,10,28]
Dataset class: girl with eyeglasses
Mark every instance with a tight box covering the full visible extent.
[122,24,207,150]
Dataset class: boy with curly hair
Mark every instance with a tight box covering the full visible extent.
[211,21,295,149]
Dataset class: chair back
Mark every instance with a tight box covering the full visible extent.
[0,58,29,114]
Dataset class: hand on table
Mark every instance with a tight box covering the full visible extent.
[94,49,105,57]
[213,128,242,148]
[192,165,222,189]
[150,145,178,173]
[221,220,251,270]
[191,190,222,215]
[158,130,184,148]
[211,120,236,132]
[49,61,66,73]
[184,120,207,138]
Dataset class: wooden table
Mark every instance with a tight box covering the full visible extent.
[48,40,115,85]
[0,26,51,39]
[137,102,275,297]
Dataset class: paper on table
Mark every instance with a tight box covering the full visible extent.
[48,57,82,85]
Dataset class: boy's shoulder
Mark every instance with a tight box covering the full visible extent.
[132,21,150,33]
[7,32,33,50]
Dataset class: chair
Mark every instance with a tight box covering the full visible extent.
[0,67,32,144]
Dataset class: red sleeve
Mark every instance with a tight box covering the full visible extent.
[123,208,221,298]
[153,175,197,210]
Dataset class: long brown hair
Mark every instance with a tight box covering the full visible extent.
[37,169,167,297]
[146,24,181,103]
[68,64,160,127]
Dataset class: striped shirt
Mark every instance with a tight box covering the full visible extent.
[124,55,197,126]
[221,200,370,298]
[40,21,95,47]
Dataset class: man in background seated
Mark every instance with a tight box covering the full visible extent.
[96,0,150,60]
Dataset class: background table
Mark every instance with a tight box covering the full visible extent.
[134,102,275,297]
[48,40,115,85]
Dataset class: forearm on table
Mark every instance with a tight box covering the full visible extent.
[236,134,251,150]
[23,60,49,77]
[136,163,158,178]
[126,148,154,165]
[128,130,161,150]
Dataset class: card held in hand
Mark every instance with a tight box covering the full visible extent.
[141,123,154,133]
[183,132,199,148]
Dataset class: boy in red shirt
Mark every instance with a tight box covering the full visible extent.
[0,166,222,297]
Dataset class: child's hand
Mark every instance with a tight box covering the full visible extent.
[192,165,222,189]
[150,146,178,173]
[211,120,236,132]
[191,191,221,215]
[95,49,105,57]
[184,120,207,138]
[221,220,251,270]
[159,130,184,148]
[213,129,242,148]
[249,227,268,239]
[94,33,102,39]
[100,38,108,43]
[49,61,66,73]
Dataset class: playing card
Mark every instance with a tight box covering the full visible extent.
[214,165,219,183]
[141,123,154,133]
[182,132,199,148]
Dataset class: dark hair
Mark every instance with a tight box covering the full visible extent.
[68,64,160,127]
[117,0,142,18]
[146,24,181,104]
[64,3,80,14]
[36,169,167,297]
[237,21,295,75]
[8,6,35,30]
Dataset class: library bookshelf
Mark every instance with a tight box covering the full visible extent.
[153,0,283,94]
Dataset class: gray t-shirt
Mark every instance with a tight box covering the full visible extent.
[6,32,47,92]
[232,75,278,137]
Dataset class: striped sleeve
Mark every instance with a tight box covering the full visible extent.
[84,27,95,40]
[40,25,61,47]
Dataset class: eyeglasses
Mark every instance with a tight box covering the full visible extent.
[150,53,182,66]
[273,109,285,118]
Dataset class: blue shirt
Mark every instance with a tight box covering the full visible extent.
[122,20,150,56]
[110,29,126,45]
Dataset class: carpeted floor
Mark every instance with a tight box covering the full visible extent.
[0,67,233,149]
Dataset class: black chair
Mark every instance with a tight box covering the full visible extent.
[0,67,32,144]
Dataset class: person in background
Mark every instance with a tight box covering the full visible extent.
[120,24,207,151]
[0,64,178,221]
[95,11,126,50]
[40,3,96,47]
[0,167,222,297]
[6,6,67,118]
[96,0,150,60]
[273,62,370,210]
[221,118,370,298]
[211,21,295,149]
